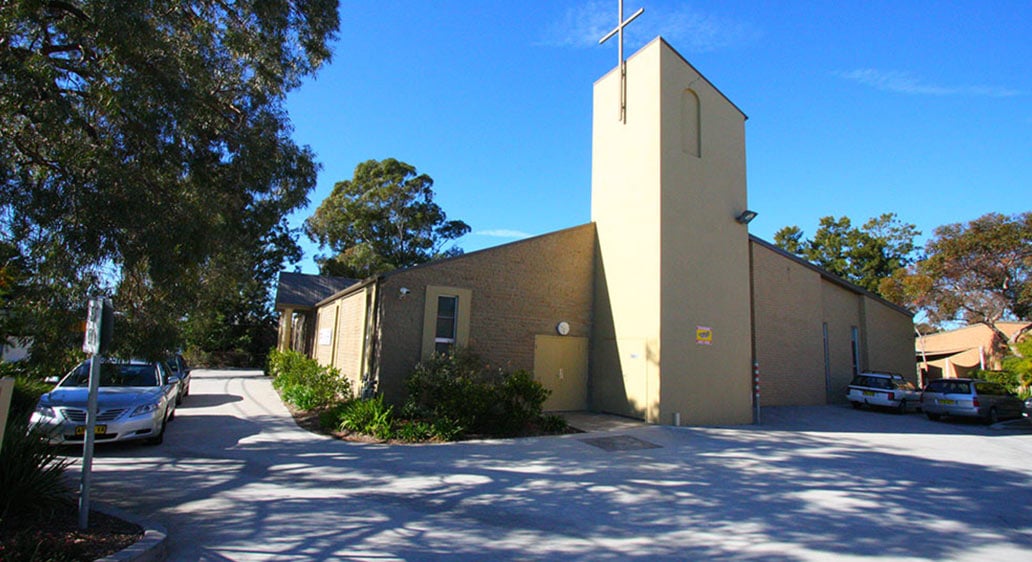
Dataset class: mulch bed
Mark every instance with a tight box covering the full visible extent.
[0,506,142,562]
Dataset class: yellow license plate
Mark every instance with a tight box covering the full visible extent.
[939,399,955,405]
[863,391,875,396]
[74,425,107,436]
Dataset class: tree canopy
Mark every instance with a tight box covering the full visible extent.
[773,213,919,296]
[305,158,471,278]
[1,1,339,367]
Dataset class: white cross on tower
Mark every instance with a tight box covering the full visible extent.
[599,0,644,123]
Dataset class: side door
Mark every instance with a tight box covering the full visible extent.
[534,335,589,412]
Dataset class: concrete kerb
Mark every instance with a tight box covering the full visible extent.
[94,503,167,562]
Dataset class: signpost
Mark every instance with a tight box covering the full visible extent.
[79,297,112,530]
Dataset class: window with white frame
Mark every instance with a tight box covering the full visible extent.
[421,286,472,358]
[434,295,458,354]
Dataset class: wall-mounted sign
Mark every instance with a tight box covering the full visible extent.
[318,328,332,346]
[696,326,713,345]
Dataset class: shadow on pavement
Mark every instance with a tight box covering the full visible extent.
[82,372,1032,561]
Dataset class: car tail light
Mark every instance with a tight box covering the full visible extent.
[972,397,980,408]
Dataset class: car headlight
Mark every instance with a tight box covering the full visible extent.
[131,403,160,417]
[29,405,57,425]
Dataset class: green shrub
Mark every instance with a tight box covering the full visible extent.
[403,349,551,438]
[3,376,54,424]
[267,349,352,410]
[392,419,433,442]
[539,414,569,434]
[403,349,494,433]
[318,402,352,432]
[974,369,1021,393]
[338,396,394,440]
[0,417,73,521]
[492,370,550,434]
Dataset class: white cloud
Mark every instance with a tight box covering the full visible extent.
[538,1,759,53]
[837,69,1022,98]
[475,229,533,239]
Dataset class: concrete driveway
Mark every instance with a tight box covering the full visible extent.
[75,369,1032,561]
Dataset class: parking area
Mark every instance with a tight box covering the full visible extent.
[73,369,1032,561]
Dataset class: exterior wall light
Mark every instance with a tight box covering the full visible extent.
[735,210,758,224]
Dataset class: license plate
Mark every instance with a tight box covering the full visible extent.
[939,399,955,405]
[74,425,107,436]
[863,391,875,396]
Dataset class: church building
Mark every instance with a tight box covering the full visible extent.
[275,38,914,426]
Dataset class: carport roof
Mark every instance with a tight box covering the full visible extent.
[275,272,357,310]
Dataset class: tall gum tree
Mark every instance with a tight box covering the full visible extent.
[0,1,339,363]
[917,212,1032,361]
[305,158,471,279]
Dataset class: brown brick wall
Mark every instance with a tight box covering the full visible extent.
[313,304,336,367]
[751,240,913,406]
[863,296,918,384]
[375,224,596,403]
[751,242,826,406]
[332,289,368,395]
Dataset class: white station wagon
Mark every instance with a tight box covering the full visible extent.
[847,372,921,413]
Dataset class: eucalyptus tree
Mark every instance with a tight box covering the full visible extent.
[1,1,339,363]
[773,213,919,296]
[305,158,472,278]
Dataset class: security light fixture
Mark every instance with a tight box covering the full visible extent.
[736,210,758,224]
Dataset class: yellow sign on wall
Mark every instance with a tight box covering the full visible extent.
[696,326,713,345]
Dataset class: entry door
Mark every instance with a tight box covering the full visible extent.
[534,335,589,411]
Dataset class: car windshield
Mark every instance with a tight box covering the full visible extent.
[60,363,160,388]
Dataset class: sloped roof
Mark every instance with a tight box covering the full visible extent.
[275,272,357,310]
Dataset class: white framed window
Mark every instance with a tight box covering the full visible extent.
[421,286,472,358]
[434,295,458,354]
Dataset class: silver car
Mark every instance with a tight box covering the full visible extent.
[30,358,178,445]
[920,378,1025,424]
[166,353,191,405]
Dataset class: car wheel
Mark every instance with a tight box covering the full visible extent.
[851,401,862,410]
[147,413,167,446]
[897,400,907,414]
[987,407,1000,425]
[926,412,941,421]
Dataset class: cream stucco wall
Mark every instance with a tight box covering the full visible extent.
[657,42,753,425]
[592,38,752,424]
[591,41,663,420]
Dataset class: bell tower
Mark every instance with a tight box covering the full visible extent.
[591,38,754,425]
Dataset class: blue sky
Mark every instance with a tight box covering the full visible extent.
[284,0,1031,274]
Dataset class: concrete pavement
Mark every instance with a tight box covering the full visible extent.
[77,369,1032,561]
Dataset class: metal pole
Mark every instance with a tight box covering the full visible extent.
[79,299,102,529]
[753,361,761,424]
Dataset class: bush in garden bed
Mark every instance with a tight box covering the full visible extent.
[266,349,352,410]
